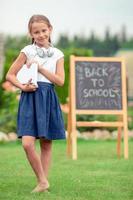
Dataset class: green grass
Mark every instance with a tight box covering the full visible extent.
[0,139,133,200]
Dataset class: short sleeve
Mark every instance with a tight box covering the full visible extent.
[55,49,64,61]
[20,45,36,60]
[21,46,30,58]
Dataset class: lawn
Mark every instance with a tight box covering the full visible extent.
[0,139,133,200]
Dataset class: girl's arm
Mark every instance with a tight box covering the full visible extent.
[38,58,65,86]
[6,53,37,92]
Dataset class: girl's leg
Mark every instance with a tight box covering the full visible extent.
[39,138,52,178]
[22,136,49,188]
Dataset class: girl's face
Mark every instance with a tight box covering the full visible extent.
[30,21,52,47]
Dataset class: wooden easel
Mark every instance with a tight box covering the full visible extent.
[67,56,128,160]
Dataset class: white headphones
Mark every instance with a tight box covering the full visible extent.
[35,44,54,58]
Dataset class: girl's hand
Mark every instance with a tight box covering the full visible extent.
[21,79,37,92]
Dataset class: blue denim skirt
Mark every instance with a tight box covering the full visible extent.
[17,82,66,140]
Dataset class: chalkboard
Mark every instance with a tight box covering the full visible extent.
[75,61,122,110]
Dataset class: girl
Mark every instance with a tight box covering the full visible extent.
[6,14,66,193]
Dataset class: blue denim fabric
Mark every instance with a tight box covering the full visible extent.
[17,82,66,140]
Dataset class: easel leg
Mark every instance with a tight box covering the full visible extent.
[72,132,77,160]
[117,127,122,158]
[67,100,72,157]
[123,114,128,159]
[67,116,72,157]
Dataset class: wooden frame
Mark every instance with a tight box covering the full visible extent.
[67,56,128,160]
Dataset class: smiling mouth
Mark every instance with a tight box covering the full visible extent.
[39,37,48,41]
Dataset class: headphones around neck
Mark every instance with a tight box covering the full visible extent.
[35,44,54,58]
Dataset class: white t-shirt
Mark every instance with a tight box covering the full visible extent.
[21,44,64,83]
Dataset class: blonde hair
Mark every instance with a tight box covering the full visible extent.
[28,14,52,43]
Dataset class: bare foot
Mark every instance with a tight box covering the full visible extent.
[31,181,50,193]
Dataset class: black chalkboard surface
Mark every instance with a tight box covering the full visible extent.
[75,61,122,110]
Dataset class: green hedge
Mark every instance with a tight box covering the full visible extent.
[2,49,19,82]
[0,85,18,133]
[0,49,21,133]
